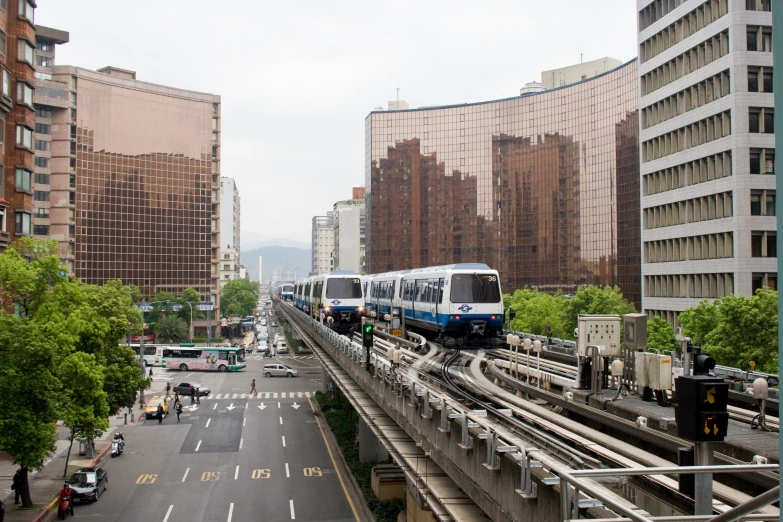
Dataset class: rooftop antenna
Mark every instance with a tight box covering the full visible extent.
[580,51,584,64]
[396,86,400,104]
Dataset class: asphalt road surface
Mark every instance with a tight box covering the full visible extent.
[71,340,358,522]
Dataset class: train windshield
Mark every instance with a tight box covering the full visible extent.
[282,284,294,293]
[326,278,363,299]
[450,274,501,303]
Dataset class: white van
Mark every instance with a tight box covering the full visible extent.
[275,341,288,354]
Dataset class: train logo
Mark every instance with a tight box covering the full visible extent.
[330,299,342,305]
[457,304,473,313]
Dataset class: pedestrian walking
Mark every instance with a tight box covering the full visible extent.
[190,387,195,404]
[165,382,172,400]
[174,391,179,405]
[250,379,257,396]
[12,470,21,504]
[195,387,201,404]
[148,366,154,381]
[175,401,182,423]
[157,403,164,424]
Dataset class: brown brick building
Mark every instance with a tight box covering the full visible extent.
[0,1,38,251]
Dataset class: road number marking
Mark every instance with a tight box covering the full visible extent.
[251,469,270,479]
[201,471,220,482]
[136,473,158,484]
[303,467,322,477]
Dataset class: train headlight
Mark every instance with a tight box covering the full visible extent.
[358,306,364,312]
[324,306,331,312]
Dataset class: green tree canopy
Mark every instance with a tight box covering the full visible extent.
[155,314,188,343]
[505,288,566,338]
[646,316,679,353]
[221,278,259,317]
[677,299,718,346]
[561,286,637,339]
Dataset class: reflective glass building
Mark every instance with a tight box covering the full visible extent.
[365,60,641,308]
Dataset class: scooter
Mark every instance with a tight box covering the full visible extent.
[110,438,124,458]
[57,497,72,519]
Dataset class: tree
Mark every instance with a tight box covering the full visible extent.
[58,352,109,474]
[155,314,188,343]
[677,299,719,346]
[561,285,637,340]
[505,288,566,338]
[703,289,778,373]
[221,279,259,318]
[646,316,679,353]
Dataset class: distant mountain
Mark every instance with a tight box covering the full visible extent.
[241,231,310,250]
[241,246,311,283]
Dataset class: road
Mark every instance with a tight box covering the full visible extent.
[71,326,358,522]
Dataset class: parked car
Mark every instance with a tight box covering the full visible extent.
[263,364,298,378]
[145,397,169,418]
[68,467,108,503]
[173,382,211,397]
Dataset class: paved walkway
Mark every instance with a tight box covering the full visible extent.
[0,379,171,521]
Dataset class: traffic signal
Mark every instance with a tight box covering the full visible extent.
[362,323,374,348]
[674,375,729,442]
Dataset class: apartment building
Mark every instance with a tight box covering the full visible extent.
[311,213,334,275]
[638,0,775,323]
[220,176,240,287]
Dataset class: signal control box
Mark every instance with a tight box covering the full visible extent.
[674,375,729,442]
[577,315,621,357]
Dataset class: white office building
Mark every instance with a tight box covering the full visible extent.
[332,199,365,273]
[220,177,242,287]
[638,0,775,324]
[312,213,335,275]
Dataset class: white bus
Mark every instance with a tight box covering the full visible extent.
[125,344,166,367]
[163,347,247,372]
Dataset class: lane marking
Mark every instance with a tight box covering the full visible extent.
[282,392,287,398]
[205,418,211,428]
[285,462,290,477]
[228,502,234,522]
[235,465,239,480]
[215,393,222,399]
[233,393,238,398]
[243,417,246,426]
[279,416,283,425]
[282,436,286,447]
[213,403,217,410]
[309,397,360,522]
[278,402,281,408]
[290,499,295,520]
[274,393,279,398]
[240,438,243,449]
[181,468,190,482]
[163,504,174,522]
[184,372,193,379]
[195,440,202,452]
[265,392,270,398]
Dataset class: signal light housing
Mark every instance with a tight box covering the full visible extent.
[362,323,374,348]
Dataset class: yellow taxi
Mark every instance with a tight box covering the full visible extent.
[145,397,169,419]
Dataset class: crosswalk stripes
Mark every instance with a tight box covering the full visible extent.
[203,391,314,400]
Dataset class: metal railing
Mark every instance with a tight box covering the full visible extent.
[559,464,780,522]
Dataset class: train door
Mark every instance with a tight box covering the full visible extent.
[435,278,444,319]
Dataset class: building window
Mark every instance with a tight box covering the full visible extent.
[34,173,49,184]
[38,41,52,52]
[35,208,49,218]
[15,168,30,191]
[0,29,6,58]
[747,25,773,52]
[34,139,49,151]
[68,192,75,205]
[749,191,776,217]
[15,212,30,235]
[749,108,774,133]
[35,106,51,118]
[17,39,33,64]
[68,225,74,237]
[35,123,50,134]
[751,231,776,257]
[69,175,75,188]
[33,190,49,201]
[1,69,9,99]
[16,81,32,105]
[33,224,48,236]
[747,0,772,10]
[18,0,33,22]
[35,55,50,67]
[750,148,775,174]
[34,156,49,168]
[0,0,6,12]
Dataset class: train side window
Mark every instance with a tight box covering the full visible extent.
[423,282,431,302]
[391,281,396,299]
[438,280,445,304]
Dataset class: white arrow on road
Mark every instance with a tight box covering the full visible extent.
[291,403,300,410]
[189,406,198,412]
[227,403,236,411]
[258,403,267,410]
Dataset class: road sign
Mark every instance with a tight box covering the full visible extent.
[197,302,214,311]
[137,303,153,312]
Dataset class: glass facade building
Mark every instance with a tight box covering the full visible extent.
[51,66,222,305]
[365,60,641,308]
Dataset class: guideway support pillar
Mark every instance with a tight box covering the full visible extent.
[359,416,388,462]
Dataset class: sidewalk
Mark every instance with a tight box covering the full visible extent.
[0,378,172,521]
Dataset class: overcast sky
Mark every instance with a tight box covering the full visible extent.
[38,0,638,245]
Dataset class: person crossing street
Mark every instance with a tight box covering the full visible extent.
[175,401,182,422]
[165,382,172,401]
[250,379,257,396]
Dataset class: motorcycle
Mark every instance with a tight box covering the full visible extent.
[57,497,71,519]
[111,438,124,458]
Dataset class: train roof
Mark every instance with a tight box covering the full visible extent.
[405,263,492,273]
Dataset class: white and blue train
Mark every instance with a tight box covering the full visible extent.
[293,270,365,332]
[366,263,504,345]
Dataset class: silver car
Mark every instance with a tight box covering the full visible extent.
[263,364,298,378]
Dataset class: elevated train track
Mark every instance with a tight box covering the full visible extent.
[276,299,779,522]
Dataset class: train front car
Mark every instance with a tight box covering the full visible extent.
[317,271,365,333]
[401,263,504,346]
[281,283,294,302]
